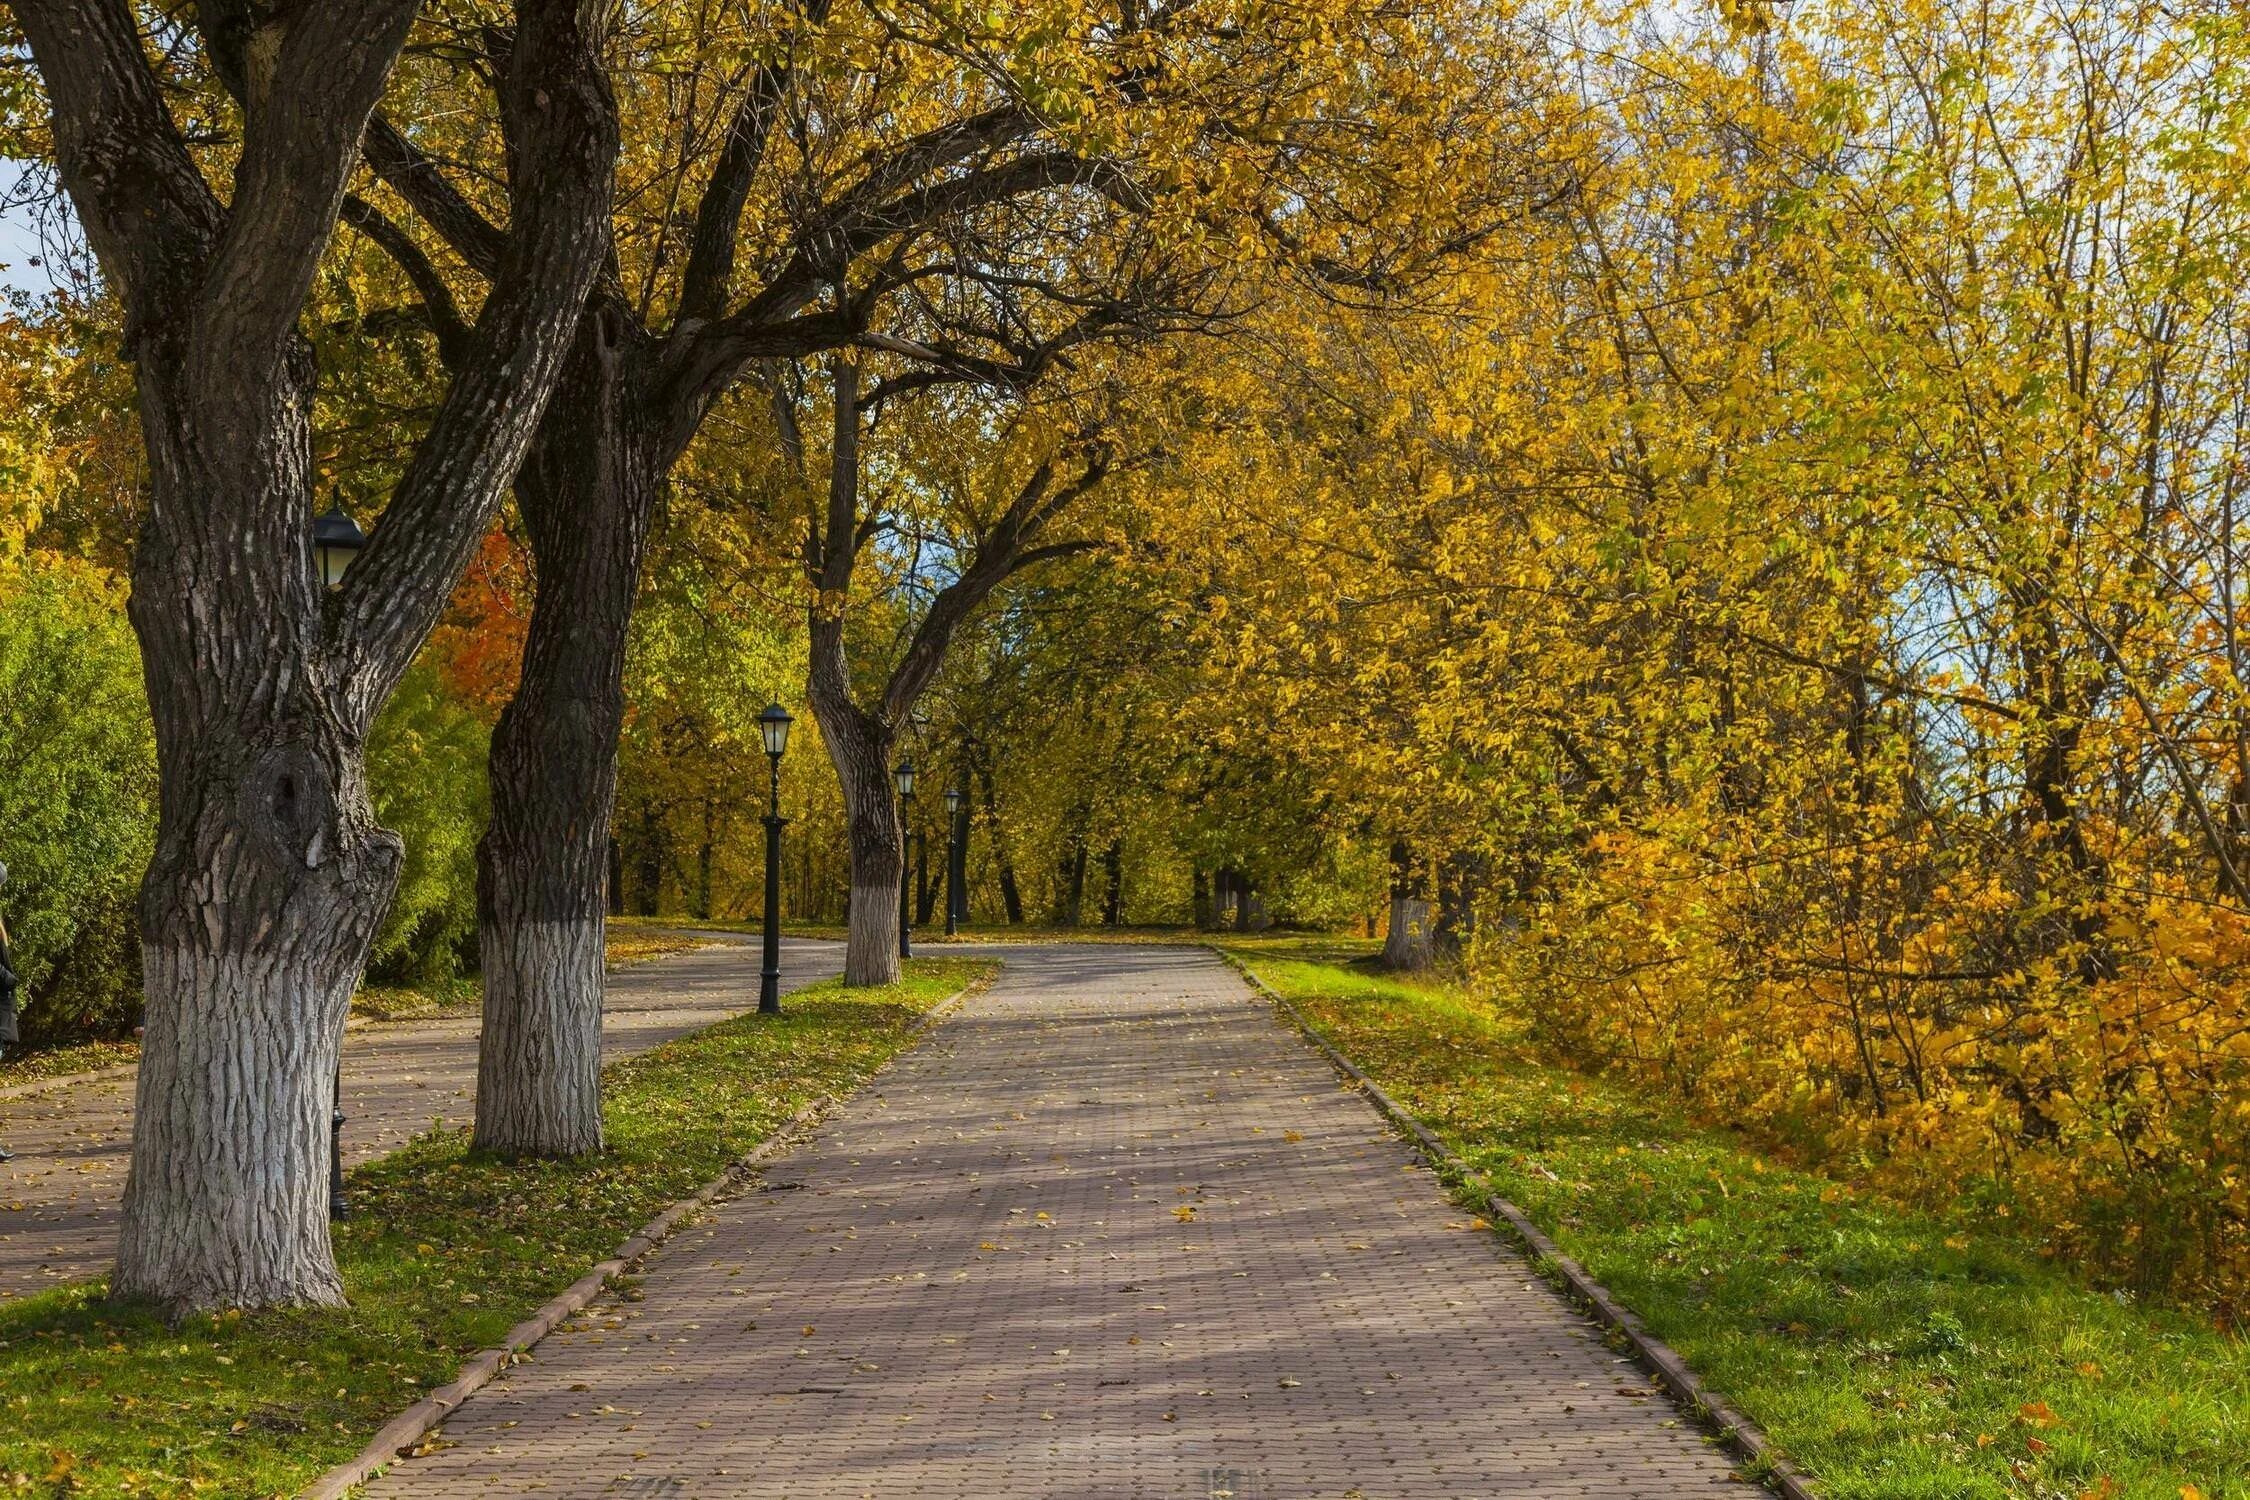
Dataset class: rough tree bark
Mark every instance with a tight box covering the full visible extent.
[11,0,617,1308]
[474,327,662,1157]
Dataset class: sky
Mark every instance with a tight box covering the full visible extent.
[0,158,84,303]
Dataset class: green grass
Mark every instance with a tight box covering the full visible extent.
[1219,937,2250,1500]
[0,958,992,1497]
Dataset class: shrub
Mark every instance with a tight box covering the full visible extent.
[365,661,489,984]
[0,555,156,1043]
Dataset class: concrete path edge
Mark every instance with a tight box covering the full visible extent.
[298,972,990,1500]
[1217,949,1821,1500]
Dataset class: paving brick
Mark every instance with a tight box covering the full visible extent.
[368,943,1741,1498]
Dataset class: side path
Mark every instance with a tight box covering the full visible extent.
[0,936,843,1299]
[369,944,1741,1499]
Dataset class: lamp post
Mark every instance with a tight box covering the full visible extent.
[894,759,917,959]
[328,1062,348,1221]
[757,703,793,1014]
[943,786,966,936]
[313,499,364,1222]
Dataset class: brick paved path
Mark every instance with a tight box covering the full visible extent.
[368,943,1739,1498]
[0,936,842,1298]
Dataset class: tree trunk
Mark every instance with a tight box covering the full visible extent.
[1381,840,1434,971]
[15,0,618,1311]
[973,749,1024,923]
[1383,896,1434,968]
[1100,838,1123,926]
[120,745,401,1312]
[114,345,407,1312]
[475,330,661,1158]
[806,615,903,986]
[1192,869,1213,929]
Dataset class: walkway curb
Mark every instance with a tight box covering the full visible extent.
[298,971,988,1500]
[1219,951,1821,1500]
[0,1062,137,1104]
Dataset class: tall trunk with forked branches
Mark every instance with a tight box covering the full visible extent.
[10,0,617,1308]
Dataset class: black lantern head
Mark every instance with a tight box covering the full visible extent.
[758,702,794,759]
[894,759,917,797]
[944,787,964,815]
[312,501,368,589]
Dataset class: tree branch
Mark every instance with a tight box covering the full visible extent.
[9,0,223,333]
[190,0,422,376]
[340,193,474,367]
[363,112,509,279]
[331,0,620,722]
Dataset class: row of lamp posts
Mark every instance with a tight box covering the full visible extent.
[310,497,976,1222]
[892,761,971,954]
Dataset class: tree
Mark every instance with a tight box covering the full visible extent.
[799,364,1130,980]
[332,0,1555,1144]
[6,0,618,1309]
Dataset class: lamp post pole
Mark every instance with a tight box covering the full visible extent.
[328,1063,348,1221]
[756,703,793,1014]
[895,759,917,960]
[943,786,965,936]
[315,496,366,1225]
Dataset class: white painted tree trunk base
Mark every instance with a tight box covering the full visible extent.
[474,916,607,1158]
[112,945,350,1313]
[845,884,903,987]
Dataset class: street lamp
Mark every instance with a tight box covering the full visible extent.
[757,703,793,1014]
[328,1059,348,1221]
[312,499,368,589]
[943,786,966,936]
[313,501,366,1223]
[894,758,917,959]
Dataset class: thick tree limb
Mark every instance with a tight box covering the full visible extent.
[363,113,509,279]
[8,0,223,329]
[332,0,620,723]
[677,0,838,324]
[191,0,422,380]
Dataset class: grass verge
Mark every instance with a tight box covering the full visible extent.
[1220,936,2249,1500]
[0,957,992,1497]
